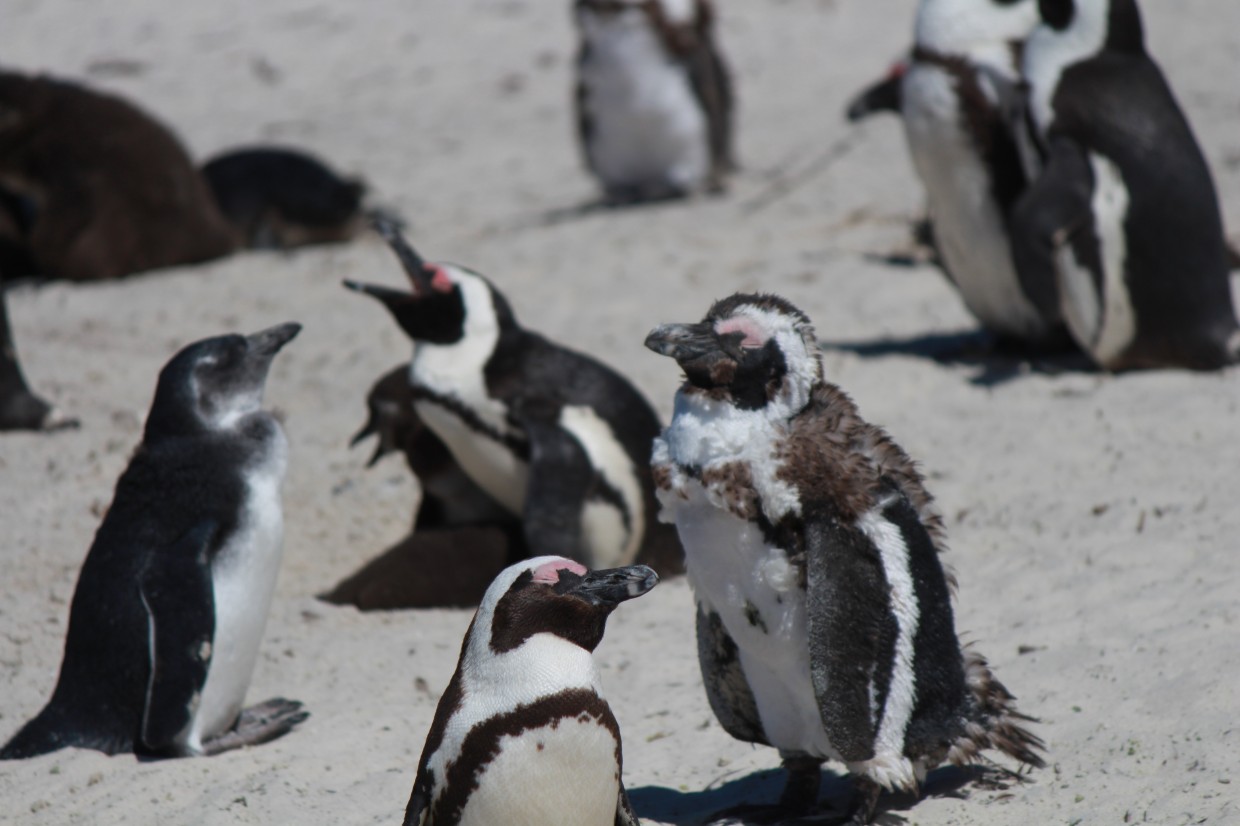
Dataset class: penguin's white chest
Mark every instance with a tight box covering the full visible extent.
[186,436,287,752]
[579,19,709,191]
[672,483,837,761]
[901,63,1046,339]
[414,396,530,515]
[454,717,620,826]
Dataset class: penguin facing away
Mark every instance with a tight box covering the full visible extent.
[344,219,683,578]
[319,364,527,610]
[575,0,735,204]
[848,0,1065,348]
[1012,0,1240,370]
[1,323,307,759]
[645,294,1044,823]
[402,556,657,826]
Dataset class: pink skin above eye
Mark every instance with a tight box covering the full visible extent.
[532,559,588,584]
[429,266,454,293]
[715,317,767,348]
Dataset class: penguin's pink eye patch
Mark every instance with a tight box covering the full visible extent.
[428,266,454,293]
[532,559,588,584]
[715,318,768,349]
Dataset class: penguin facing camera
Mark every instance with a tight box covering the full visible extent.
[575,0,736,204]
[1011,0,1240,370]
[1,323,307,759]
[344,218,683,585]
[400,556,657,826]
[645,294,1044,823]
[320,364,527,610]
[846,0,1068,351]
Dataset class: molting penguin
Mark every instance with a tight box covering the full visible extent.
[320,364,526,610]
[401,556,657,826]
[847,0,1064,348]
[344,219,683,578]
[575,0,735,204]
[1012,0,1240,370]
[0,70,237,281]
[645,294,1044,823]
[1,323,307,759]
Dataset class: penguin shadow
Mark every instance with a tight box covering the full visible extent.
[819,330,1096,388]
[629,763,996,825]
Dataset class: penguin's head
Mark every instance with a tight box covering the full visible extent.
[914,0,1039,53]
[477,556,658,655]
[575,0,695,29]
[343,219,471,345]
[645,293,822,414]
[1035,0,1143,52]
[147,322,301,437]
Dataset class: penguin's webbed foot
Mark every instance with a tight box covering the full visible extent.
[202,698,308,755]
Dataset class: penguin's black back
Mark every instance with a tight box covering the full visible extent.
[1049,48,1236,362]
[0,427,258,759]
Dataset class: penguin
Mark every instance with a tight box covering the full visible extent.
[1,323,307,759]
[0,70,237,281]
[344,219,683,578]
[574,0,735,204]
[200,146,375,250]
[846,0,1065,349]
[1011,0,1240,370]
[401,555,657,826]
[0,285,75,431]
[320,364,527,610]
[644,293,1044,823]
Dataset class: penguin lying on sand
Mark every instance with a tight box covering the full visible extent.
[847,0,1067,350]
[1012,0,1240,370]
[345,219,683,581]
[320,365,526,609]
[1,323,307,759]
[575,0,735,204]
[401,556,657,826]
[645,294,1044,823]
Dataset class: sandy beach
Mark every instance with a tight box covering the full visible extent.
[2,0,1239,823]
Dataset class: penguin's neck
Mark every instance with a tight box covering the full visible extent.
[409,272,504,404]
[1024,10,1109,130]
[465,633,603,701]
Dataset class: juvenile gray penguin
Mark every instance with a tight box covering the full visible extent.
[645,294,1044,823]
[1,323,306,759]
[401,555,658,826]
[345,219,682,578]
[848,0,1063,348]
[575,0,735,204]
[1012,0,1240,370]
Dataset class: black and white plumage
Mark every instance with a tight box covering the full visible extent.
[1011,0,1240,370]
[344,220,682,580]
[847,0,1062,347]
[574,0,735,204]
[645,294,1044,822]
[402,556,657,826]
[1,323,307,759]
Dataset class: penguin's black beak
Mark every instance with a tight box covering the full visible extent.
[645,322,743,387]
[372,215,437,295]
[246,322,302,358]
[845,67,904,122]
[556,565,659,607]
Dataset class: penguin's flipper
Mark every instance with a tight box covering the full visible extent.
[1010,135,1096,324]
[402,764,435,826]
[615,782,642,826]
[138,522,218,754]
[695,600,767,746]
[803,507,894,765]
[514,405,593,561]
[685,0,736,174]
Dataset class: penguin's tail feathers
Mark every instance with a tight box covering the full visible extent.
[948,647,1047,772]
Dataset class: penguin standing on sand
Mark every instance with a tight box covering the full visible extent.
[847,0,1061,348]
[1011,0,1240,370]
[345,219,682,578]
[1,323,307,759]
[0,286,74,431]
[401,555,657,826]
[645,294,1044,823]
[575,0,735,204]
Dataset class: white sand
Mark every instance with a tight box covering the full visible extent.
[2,1,1239,823]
